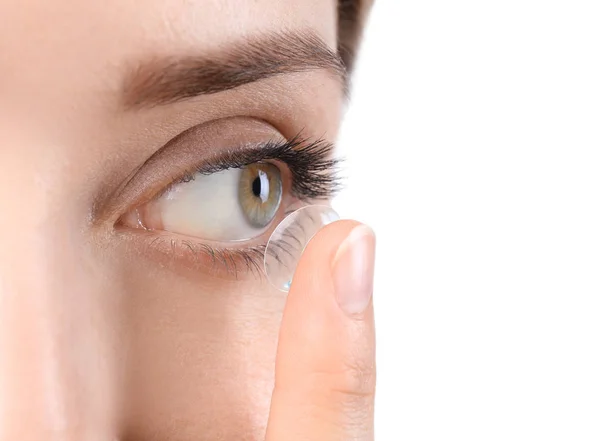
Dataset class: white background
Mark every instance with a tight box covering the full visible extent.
[334,1,600,439]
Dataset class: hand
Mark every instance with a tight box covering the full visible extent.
[265,220,377,441]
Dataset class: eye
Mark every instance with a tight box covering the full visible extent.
[113,130,341,277]
[122,162,283,241]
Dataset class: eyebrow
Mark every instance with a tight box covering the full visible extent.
[123,30,347,109]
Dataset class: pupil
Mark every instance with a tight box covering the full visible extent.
[252,176,262,198]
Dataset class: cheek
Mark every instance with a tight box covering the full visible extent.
[117,261,285,440]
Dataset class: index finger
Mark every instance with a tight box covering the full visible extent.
[265,220,377,441]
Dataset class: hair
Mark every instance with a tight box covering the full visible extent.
[337,0,374,73]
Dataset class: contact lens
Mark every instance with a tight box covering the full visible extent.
[264,205,339,292]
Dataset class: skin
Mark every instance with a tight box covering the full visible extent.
[0,1,375,440]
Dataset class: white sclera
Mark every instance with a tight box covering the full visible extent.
[264,205,340,292]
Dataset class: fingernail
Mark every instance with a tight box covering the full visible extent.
[332,224,376,316]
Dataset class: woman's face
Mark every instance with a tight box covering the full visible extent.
[0,1,344,439]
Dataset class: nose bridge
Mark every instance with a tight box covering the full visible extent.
[0,171,117,439]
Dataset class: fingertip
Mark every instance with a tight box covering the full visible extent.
[290,219,375,318]
[289,219,363,289]
[331,224,376,317]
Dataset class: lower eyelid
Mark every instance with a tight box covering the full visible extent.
[115,227,268,280]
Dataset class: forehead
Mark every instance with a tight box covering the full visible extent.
[0,0,338,43]
[0,0,338,101]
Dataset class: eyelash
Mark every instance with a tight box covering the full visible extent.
[173,135,342,200]
[145,234,268,278]
[132,136,341,278]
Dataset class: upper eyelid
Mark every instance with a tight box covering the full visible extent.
[139,136,341,209]
[93,117,283,224]
[94,118,341,227]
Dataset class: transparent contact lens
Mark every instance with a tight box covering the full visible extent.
[264,204,339,292]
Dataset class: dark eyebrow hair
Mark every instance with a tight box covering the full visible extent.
[123,30,347,109]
